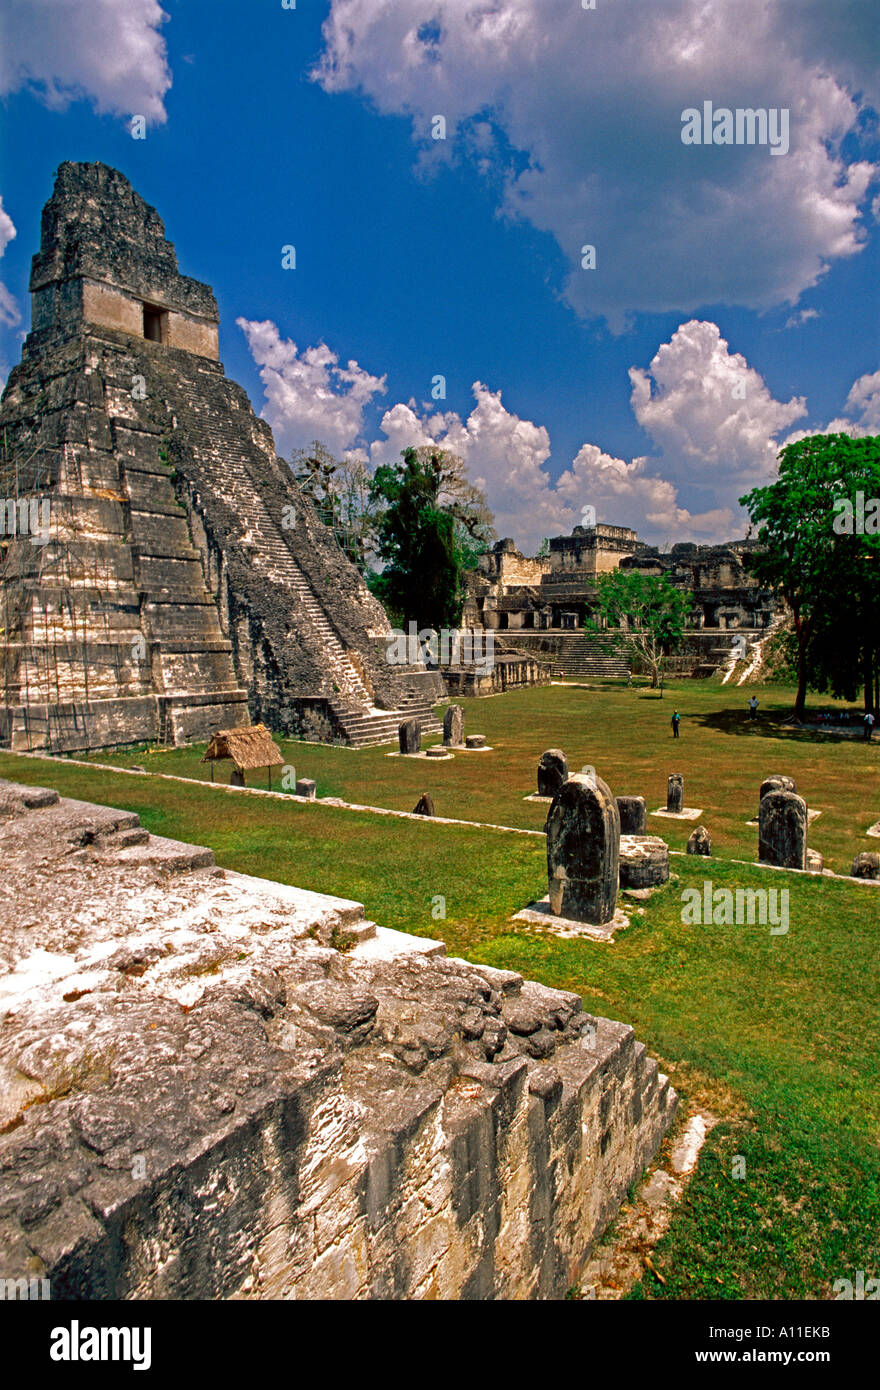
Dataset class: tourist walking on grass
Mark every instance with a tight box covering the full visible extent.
[671,709,681,739]
[864,711,876,741]
[749,695,759,721]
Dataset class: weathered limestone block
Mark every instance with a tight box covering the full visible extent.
[807,849,825,874]
[296,778,317,800]
[537,748,568,797]
[398,718,421,755]
[426,746,449,759]
[851,851,880,880]
[0,781,678,1301]
[465,734,486,750]
[667,774,684,813]
[413,794,434,817]
[443,705,465,748]
[686,825,712,856]
[619,835,670,888]
[230,768,245,787]
[760,775,797,802]
[758,790,808,869]
[616,795,647,835]
[545,773,620,923]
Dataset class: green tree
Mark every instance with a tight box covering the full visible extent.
[587,568,692,689]
[288,441,373,569]
[740,433,880,718]
[367,447,495,629]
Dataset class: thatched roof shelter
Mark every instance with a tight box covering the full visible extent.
[201,724,284,779]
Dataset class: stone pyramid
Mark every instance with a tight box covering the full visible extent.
[0,162,443,752]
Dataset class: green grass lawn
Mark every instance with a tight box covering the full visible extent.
[83,677,880,873]
[1,676,878,1300]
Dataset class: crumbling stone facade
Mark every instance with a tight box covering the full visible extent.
[0,779,676,1300]
[465,528,784,678]
[0,163,442,752]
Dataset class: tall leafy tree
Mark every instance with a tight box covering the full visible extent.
[587,569,692,689]
[740,433,880,718]
[288,441,373,569]
[367,447,494,629]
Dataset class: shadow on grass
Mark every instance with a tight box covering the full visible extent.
[693,707,872,744]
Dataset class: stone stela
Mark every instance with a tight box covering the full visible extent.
[758,788,809,870]
[546,773,621,925]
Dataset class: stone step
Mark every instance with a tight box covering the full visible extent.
[111,826,151,848]
[107,835,215,872]
[339,716,445,748]
[162,392,375,705]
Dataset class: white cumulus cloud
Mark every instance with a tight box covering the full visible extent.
[314,0,878,330]
[241,317,862,551]
[0,0,171,125]
[237,317,387,458]
[370,383,571,545]
[0,197,19,331]
[823,367,880,436]
[784,308,820,329]
[628,320,807,509]
[368,375,740,550]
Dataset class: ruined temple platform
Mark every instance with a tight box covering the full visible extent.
[0,778,676,1300]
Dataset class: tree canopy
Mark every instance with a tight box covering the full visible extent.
[366,447,495,629]
[587,568,692,688]
[740,433,880,717]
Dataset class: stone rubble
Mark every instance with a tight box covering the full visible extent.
[0,779,677,1300]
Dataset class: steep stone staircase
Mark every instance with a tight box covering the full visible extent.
[507,631,630,679]
[560,635,631,679]
[159,359,443,746]
[330,698,444,749]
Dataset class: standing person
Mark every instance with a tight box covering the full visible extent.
[864,711,876,741]
[671,709,681,739]
[748,695,759,721]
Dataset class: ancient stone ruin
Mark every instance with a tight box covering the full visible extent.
[537,748,568,796]
[619,836,670,889]
[850,851,880,880]
[667,774,684,814]
[546,772,621,924]
[687,826,712,856]
[760,776,797,800]
[0,163,443,753]
[464,529,784,680]
[398,717,421,754]
[758,789,809,870]
[443,705,465,748]
[617,795,647,835]
[0,780,676,1299]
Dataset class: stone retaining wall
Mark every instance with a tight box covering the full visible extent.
[0,780,676,1300]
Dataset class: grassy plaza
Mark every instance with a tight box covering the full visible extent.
[3,676,877,1299]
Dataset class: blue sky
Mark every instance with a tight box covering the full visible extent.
[0,0,877,549]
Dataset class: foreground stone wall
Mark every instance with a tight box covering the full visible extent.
[0,780,676,1299]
